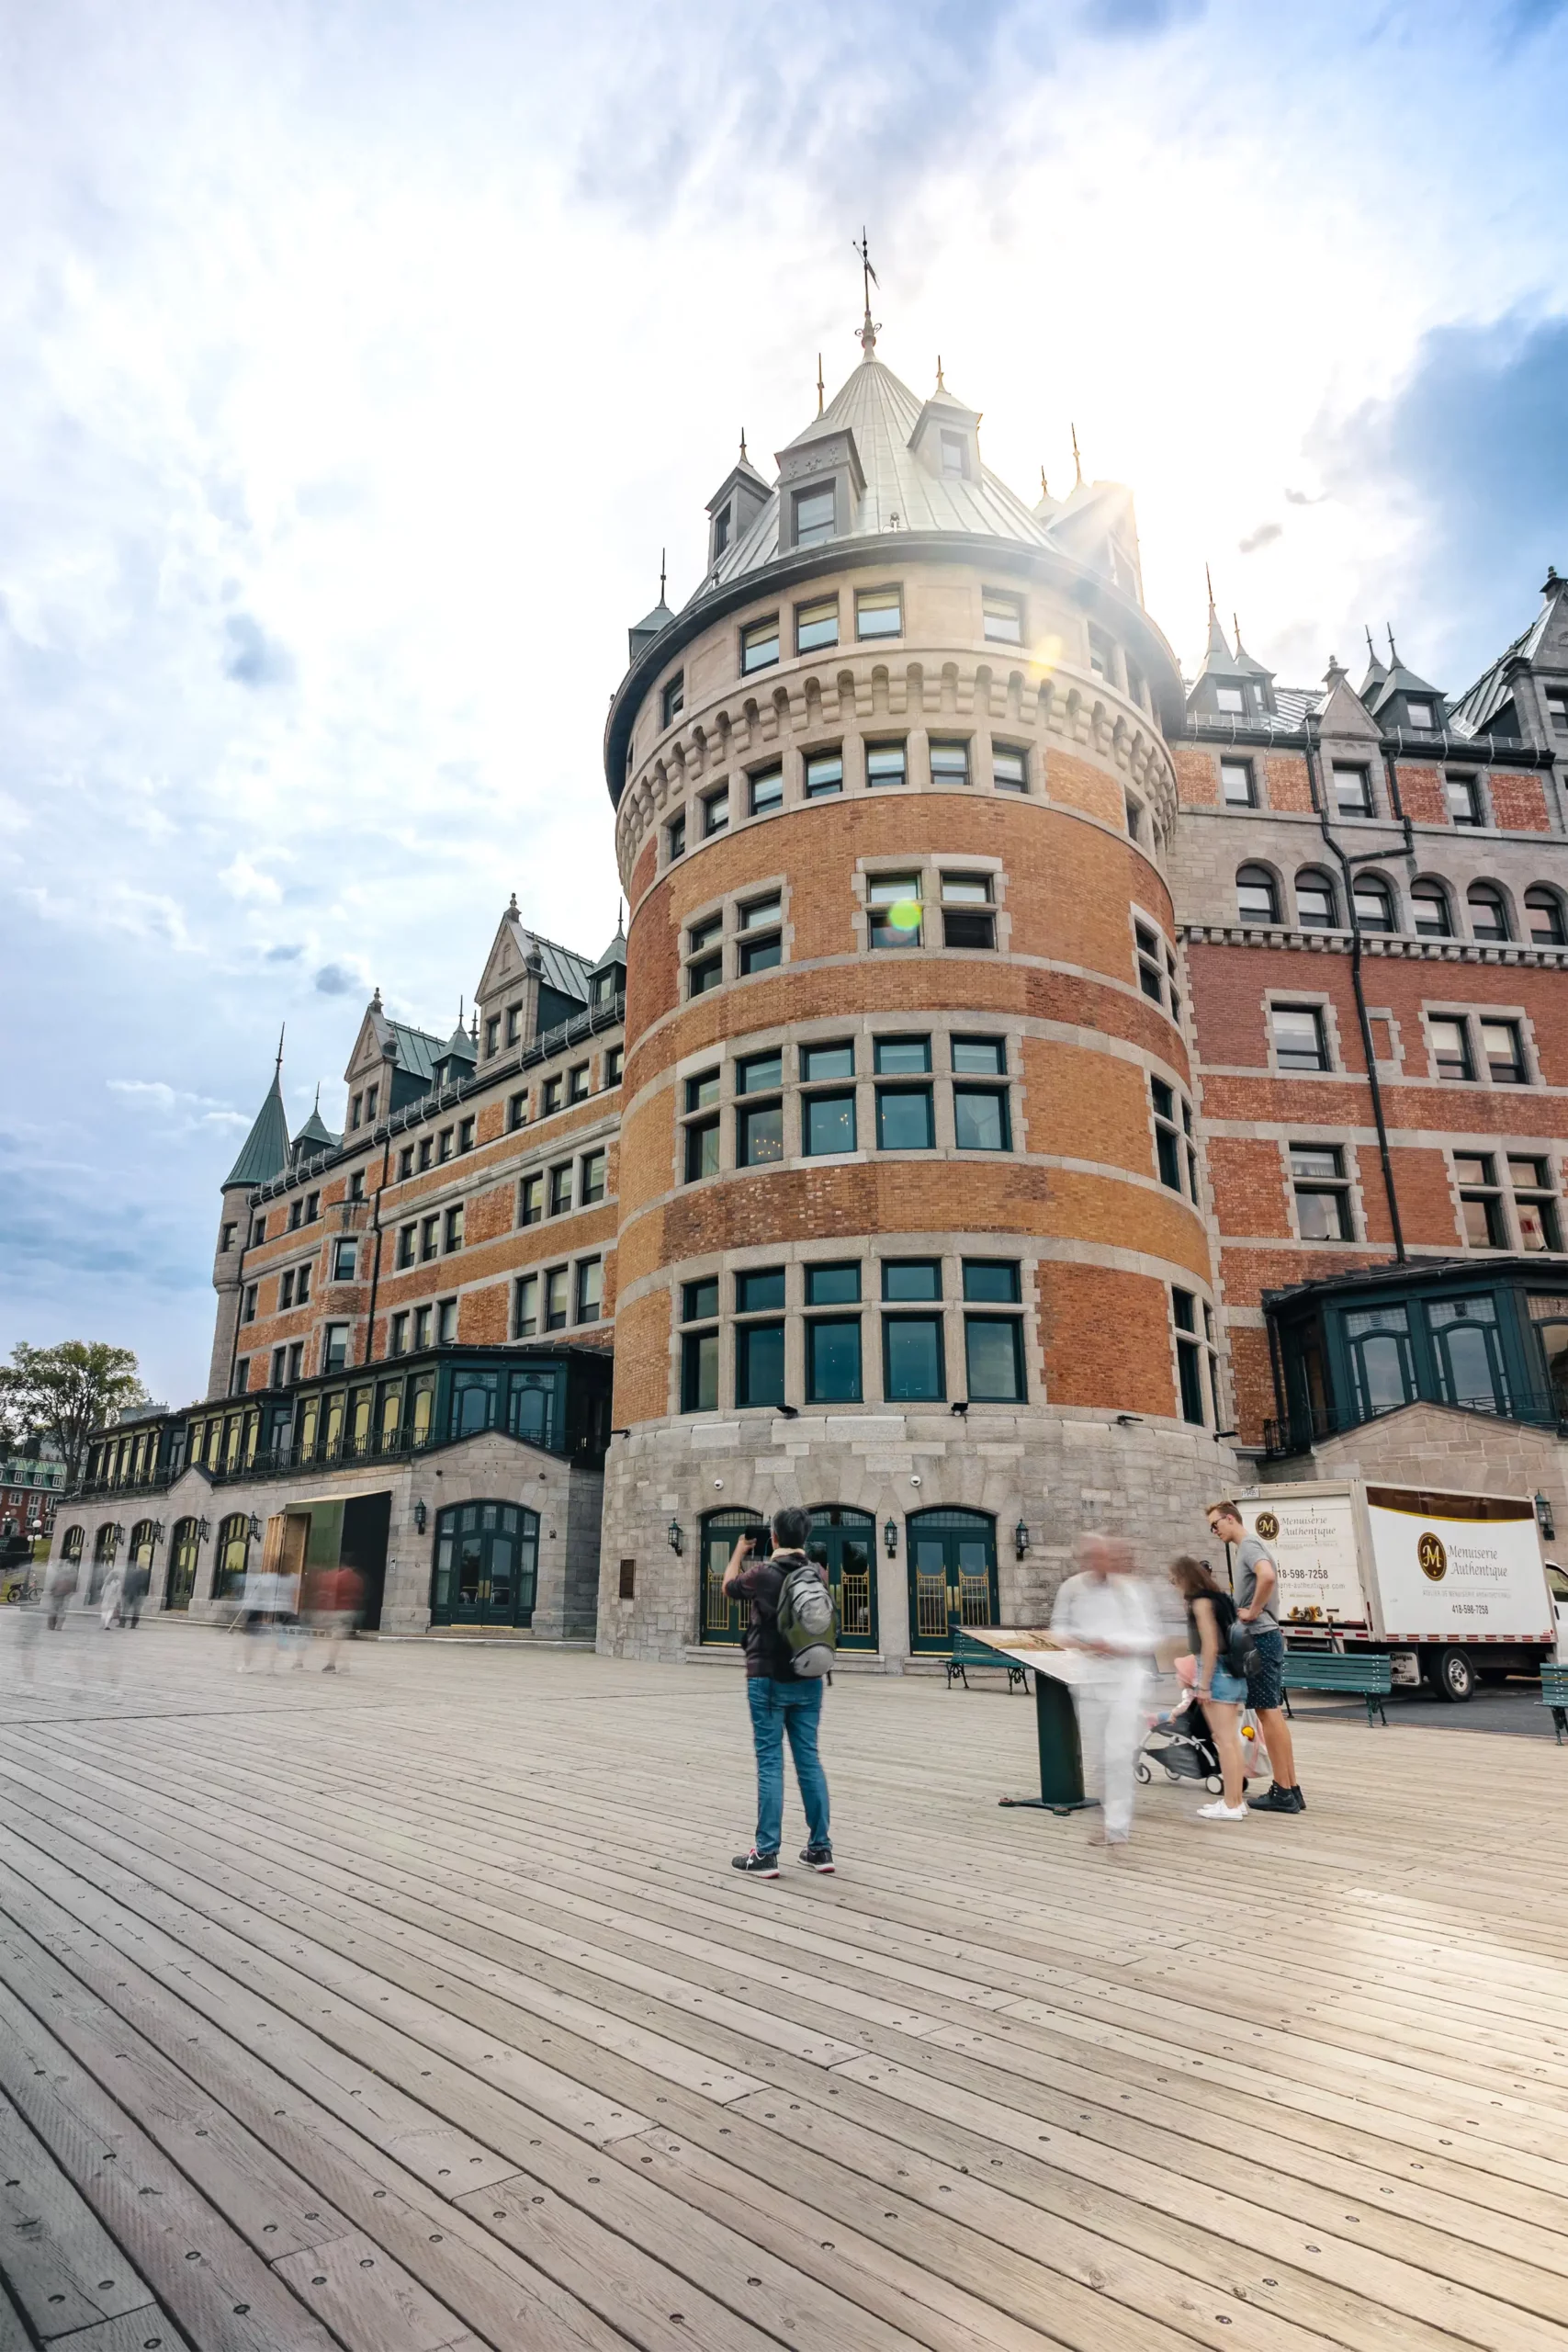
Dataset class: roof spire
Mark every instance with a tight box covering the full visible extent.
[853,227,880,357]
[275,1024,285,1075]
[660,547,667,605]
[816,353,824,417]
[1386,623,1399,663]
[1233,611,1243,655]
[1040,465,1049,500]
[1365,624,1378,662]
[935,354,945,392]
[1205,561,1215,614]
[739,429,747,463]
[1071,423,1083,487]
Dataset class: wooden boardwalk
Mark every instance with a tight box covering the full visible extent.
[0,1620,1565,2351]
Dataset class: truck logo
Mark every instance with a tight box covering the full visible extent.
[1417,1532,1448,1582]
[1255,1511,1280,1541]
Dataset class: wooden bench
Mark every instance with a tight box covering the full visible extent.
[1281,1649,1392,1726]
[945,1624,1027,1693]
[1541,1662,1568,1743]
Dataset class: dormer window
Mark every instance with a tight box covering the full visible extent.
[661,673,684,727]
[1214,684,1245,715]
[941,430,967,479]
[793,485,836,547]
[1405,699,1435,730]
[713,505,730,555]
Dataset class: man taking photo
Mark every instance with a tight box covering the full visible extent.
[1206,1500,1305,1815]
[723,1506,834,1878]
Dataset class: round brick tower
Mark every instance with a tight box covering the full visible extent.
[599,325,1235,1665]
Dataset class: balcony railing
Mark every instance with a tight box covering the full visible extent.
[1264,1384,1568,1459]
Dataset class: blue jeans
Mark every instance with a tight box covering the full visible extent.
[747,1677,830,1855]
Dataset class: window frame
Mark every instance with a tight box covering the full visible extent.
[1331,763,1374,818]
[1269,1001,1331,1073]
[1290,1142,1352,1241]
[854,585,902,641]
[1219,757,1256,808]
[795,595,840,654]
[739,615,781,675]
[981,589,1023,646]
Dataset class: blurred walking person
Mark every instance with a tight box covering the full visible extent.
[120,1558,151,1628]
[1051,1533,1159,1850]
[1168,1555,1248,1821]
[98,1558,124,1630]
[311,1561,366,1673]
[44,1557,77,1632]
[236,1560,278,1670]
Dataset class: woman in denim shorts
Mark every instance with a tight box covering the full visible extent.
[1168,1556,1248,1822]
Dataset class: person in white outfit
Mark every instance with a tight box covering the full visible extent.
[1050,1533,1159,1849]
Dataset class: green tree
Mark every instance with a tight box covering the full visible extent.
[0,1342,149,1490]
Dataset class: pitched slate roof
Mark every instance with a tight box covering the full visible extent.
[1450,570,1568,735]
[224,1065,290,1189]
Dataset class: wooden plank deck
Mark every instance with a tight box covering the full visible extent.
[1,1618,1566,2351]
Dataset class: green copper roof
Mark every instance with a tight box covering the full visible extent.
[224,1064,290,1189]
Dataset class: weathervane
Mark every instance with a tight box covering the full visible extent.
[853,228,880,356]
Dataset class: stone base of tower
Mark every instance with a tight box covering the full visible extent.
[596,1408,1239,1668]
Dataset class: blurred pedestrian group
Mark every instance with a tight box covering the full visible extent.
[1049,1499,1306,1848]
[236,1561,365,1670]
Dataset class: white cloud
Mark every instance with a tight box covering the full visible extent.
[2,0,1565,1400]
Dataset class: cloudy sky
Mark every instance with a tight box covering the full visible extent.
[4,0,1566,1405]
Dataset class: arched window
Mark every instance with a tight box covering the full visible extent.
[1410,878,1453,937]
[1236,865,1280,925]
[1467,881,1510,942]
[1526,886,1567,947]
[129,1519,158,1568]
[215,1511,251,1600]
[1294,868,1338,929]
[62,1525,84,1564]
[1352,874,1395,933]
[167,1515,200,1612]
[94,1523,119,1564]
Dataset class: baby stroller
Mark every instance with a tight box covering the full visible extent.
[1137,1691,1269,1795]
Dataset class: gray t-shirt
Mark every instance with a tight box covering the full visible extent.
[1235,1535,1279,1631]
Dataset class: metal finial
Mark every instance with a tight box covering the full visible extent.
[275,1024,285,1074]
[1071,423,1083,485]
[1386,624,1399,663]
[617,896,625,932]
[371,986,382,1010]
[853,227,880,356]
[509,891,518,913]
[313,1081,321,1111]
[739,428,747,462]
[660,548,667,605]
[1233,610,1243,653]
[1204,561,1215,613]
[817,353,824,416]
[1040,466,1049,500]
[935,354,945,392]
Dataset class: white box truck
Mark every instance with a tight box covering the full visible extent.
[1234,1481,1568,1702]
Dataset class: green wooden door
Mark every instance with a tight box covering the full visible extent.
[699,1509,764,1645]
[430,1501,538,1628]
[807,1507,878,1652]
[907,1509,998,1653]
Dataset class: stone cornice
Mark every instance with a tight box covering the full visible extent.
[1178,922,1568,969]
[615,651,1179,888]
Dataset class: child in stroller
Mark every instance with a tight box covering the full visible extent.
[1137,1657,1267,1794]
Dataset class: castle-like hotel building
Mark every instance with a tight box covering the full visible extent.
[56,322,1568,1661]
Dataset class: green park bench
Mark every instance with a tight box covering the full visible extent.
[1540,1663,1568,1743]
[945,1623,1028,1693]
[1281,1649,1391,1727]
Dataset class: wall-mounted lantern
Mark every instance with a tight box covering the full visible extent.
[247,1515,264,1544]
[151,1521,165,1546]
[1536,1490,1556,1542]
[197,1517,210,1543]
[883,1516,898,1557]
[1015,1521,1030,1560]
[413,1498,427,1534]
[667,1517,683,1555]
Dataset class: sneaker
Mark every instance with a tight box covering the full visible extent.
[1197,1799,1248,1821]
[799,1843,835,1873]
[1247,1783,1301,1814]
[731,1849,780,1877]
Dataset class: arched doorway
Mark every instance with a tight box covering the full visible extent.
[429,1501,538,1629]
[61,1526,85,1566]
[166,1517,200,1612]
[907,1508,999,1654]
[699,1508,764,1645]
[88,1521,119,1606]
[214,1512,251,1601]
[807,1507,878,1653]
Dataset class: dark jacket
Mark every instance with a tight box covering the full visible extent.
[728,1549,826,1680]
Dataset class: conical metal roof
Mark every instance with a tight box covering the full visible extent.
[224,1062,290,1190]
[697,351,1051,599]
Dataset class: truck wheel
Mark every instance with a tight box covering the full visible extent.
[1435,1648,1475,1703]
